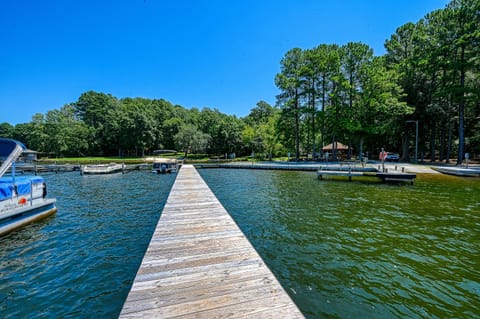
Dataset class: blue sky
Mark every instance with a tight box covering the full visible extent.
[1,0,449,125]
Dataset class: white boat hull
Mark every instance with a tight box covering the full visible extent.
[81,163,124,175]
[0,138,57,236]
[0,199,56,236]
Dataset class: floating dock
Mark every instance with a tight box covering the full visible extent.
[119,165,304,318]
[317,169,416,183]
[9,163,152,174]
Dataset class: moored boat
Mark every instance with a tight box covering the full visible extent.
[152,158,179,174]
[0,138,57,237]
[80,163,124,175]
[431,166,480,177]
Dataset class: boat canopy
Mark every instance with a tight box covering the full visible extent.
[152,158,178,164]
[0,139,26,159]
[0,138,27,178]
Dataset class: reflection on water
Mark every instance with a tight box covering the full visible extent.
[200,169,480,319]
[0,171,175,318]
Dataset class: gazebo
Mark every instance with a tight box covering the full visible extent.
[322,142,348,151]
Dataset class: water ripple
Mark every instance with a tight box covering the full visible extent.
[200,169,480,319]
[0,171,175,318]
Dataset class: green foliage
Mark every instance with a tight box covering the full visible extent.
[275,42,410,160]
[244,100,275,126]
[275,48,305,160]
[242,102,281,160]
[0,122,15,138]
[173,124,210,157]
[385,0,480,162]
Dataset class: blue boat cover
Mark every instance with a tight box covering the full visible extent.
[0,183,13,200]
[0,176,44,201]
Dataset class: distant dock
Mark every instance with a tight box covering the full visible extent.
[195,162,416,183]
[316,169,416,183]
[195,162,335,171]
[119,164,304,318]
[10,163,151,174]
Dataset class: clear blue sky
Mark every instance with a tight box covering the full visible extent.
[1,0,449,125]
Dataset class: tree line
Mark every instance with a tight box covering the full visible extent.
[0,93,246,158]
[274,0,479,163]
[1,0,478,163]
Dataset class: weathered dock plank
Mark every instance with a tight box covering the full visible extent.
[119,164,304,318]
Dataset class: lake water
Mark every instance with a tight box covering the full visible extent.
[0,168,478,318]
[0,171,176,318]
[199,169,479,319]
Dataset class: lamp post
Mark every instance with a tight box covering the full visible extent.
[406,120,418,163]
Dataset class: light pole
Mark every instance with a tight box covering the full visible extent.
[406,120,418,163]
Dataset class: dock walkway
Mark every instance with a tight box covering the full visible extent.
[119,165,304,318]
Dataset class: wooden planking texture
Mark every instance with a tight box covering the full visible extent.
[119,164,304,319]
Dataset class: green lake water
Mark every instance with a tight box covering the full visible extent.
[199,169,479,319]
[0,169,478,318]
[0,171,176,318]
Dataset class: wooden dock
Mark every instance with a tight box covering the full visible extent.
[119,164,304,318]
[195,162,378,173]
[195,162,321,171]
[317,170,364,181]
